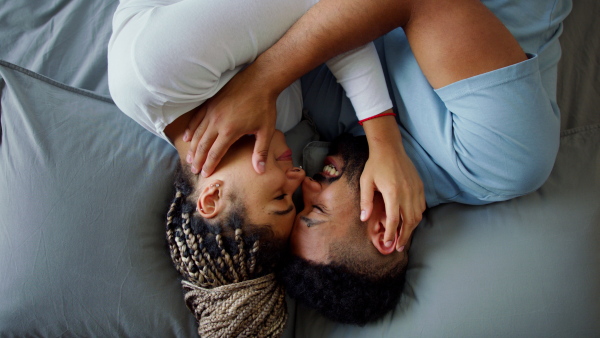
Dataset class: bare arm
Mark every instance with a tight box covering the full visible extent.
[250,0,525,93]
[242,0,409,97]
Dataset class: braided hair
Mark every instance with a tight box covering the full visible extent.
[166,165,288,337]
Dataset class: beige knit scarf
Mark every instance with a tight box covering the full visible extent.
[182,273,287,337]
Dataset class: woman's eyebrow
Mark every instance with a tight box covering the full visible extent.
[271,204,294,216]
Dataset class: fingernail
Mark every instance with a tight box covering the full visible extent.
[186,154,192,163]
[360,210,366,221]
[385,241,393,248]
[201,169,208,178]
[191,165,198,174]
[397,246,405,253]
[183,131,189,142]
[258,161,266,173]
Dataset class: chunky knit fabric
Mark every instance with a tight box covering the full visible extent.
[182,274,286,337]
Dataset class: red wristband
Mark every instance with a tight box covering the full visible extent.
[358,112,396,126]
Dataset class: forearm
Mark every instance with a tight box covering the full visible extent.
[361,114,404,154]
[247,0,409,96]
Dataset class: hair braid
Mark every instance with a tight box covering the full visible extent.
[181,211,201,282]
[216,233,241,283]
[197,233,228,287]
[248,240,260,275]
[194,233,218,286]
[166,191,186,277]
[234,228,249,280]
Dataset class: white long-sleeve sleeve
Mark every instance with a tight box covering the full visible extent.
[326,43,393,121]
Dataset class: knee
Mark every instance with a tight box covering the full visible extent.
[465,136,560,201]
[502,149,558,196]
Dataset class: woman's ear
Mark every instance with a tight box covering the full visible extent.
[367,210,399,255]
[196,180,225,219]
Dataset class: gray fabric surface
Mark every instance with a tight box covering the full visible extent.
[557,0,600,130]
[0,61,196,336]
[0,0,119,96]
[1,0,598,336]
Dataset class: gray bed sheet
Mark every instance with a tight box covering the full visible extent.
[0,0,117,96]
[1,0,599,337]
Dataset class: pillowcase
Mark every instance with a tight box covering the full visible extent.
[0,61,197,336]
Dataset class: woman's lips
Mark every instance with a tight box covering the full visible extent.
[276,148,293,161]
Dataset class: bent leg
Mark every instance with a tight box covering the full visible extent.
[386,0,561,204]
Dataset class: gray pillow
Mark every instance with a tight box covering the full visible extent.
[0,61,197,336]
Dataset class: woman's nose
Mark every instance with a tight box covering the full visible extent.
[284,167,306,193]
[286,166,306,181]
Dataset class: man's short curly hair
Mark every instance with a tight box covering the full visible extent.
[278,254,406,325]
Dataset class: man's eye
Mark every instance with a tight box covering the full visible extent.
[312,205,325,213]
[275,194,287,200]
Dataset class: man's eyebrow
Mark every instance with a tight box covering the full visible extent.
[300,216,326,228]
[271,204,294,216]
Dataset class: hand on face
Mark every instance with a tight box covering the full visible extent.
[360,116,426,252]
[183,66,280,177]
[359,145,426,252]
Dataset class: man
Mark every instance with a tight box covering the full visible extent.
[184,0,572,324]
[280,0,571,324]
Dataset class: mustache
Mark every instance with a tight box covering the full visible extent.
[313,172,342,185]
[313,173,326,183]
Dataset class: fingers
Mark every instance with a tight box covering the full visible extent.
[189,128,216,175]
[187,115,211,173]
[396,201,424,252]
[183,107,206,142]
[382,191,401,245]
[200,132,240,177]
[359,176,375,223]
[252,128,275,174]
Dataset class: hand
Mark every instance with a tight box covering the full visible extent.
[360,115,426,251]
[183,67,279,176]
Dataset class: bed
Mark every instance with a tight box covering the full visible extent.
[1,0,598,336]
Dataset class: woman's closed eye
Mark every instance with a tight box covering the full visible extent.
[275,194,287,200]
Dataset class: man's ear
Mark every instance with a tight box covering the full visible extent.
[367,208,399,255]
[196,180,225,219]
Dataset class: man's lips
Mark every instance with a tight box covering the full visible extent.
[276,149,293,161]
[320,156,341,178]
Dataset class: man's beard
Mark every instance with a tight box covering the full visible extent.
[314,133,369,192]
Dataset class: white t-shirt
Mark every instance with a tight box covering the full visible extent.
[108,0,392,145]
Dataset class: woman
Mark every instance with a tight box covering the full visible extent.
[107,0,400,335]
[164,131,304,337]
